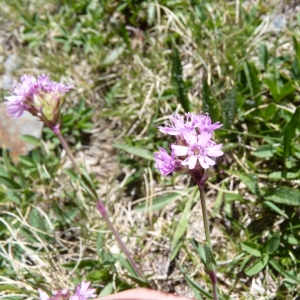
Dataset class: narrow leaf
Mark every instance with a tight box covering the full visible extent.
[190,238,206,263]
[202,79,219,121]
[243,61,260,104]
[253,144,275,158]
[241,242,262,258]
[222,87,237,128]
[277,81,294,101]
[269,259,299,282]
[19,134,40,146]
[264,186,300,206]
[259,44,269,69]
[263,201,288,218]
[113,142,154,161]
[171,48,190,112]
[266,232,280,254]
[178,264,212,299]
[170,195,193,261]
[283,107,300,158]
[230,171,259,195]
[245,254,269,276]
[134,192,182,212]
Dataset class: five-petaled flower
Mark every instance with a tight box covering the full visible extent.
[154,112,223,176]
[4,74,73,130]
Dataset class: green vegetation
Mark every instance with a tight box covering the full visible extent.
[0,0,299,299]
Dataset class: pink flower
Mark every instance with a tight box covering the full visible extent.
[171,131,223,169]
[4,74,73,129]
[154,112,223,174]
[154,148,176,175]
[159,112,222,138]
[70,281,96,300]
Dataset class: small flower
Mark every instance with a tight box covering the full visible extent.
[4,74,73,129]
[154,112,223,175]
[154,148,176,175]
[70,281,96,300]
[171,131,223,169]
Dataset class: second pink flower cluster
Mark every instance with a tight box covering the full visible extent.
[154,112,223,175]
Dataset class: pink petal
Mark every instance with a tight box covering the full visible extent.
[198,156,215,169]
[181,155,197,169]
[207,144,223,157]
[197,132,212,147]
[38,289,50,300]
[171,145,189,156]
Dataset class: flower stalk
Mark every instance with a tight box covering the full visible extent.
[154,112,222,300]
[5,74,145,282]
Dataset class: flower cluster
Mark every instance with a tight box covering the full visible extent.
[154,112,223,176]
[4,74,73,129]
[38,281,96,300]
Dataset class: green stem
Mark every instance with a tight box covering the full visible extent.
[96,201,144,279]
[52,126,144,280]
[53,128,80,172]
[199,186,211,246]
[199,185,219,300]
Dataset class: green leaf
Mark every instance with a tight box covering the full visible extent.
[266,232,280,254]
[100,282,113,296]
[171,48,190,112]
[264,186,300,206]
[222,87,237,128]
[230,171,259,195]
[190,239,206,263]
[102,45,125,65]
[204,243,216,272]
[269,259,299,283]
[245,254,269,276]
[113,142,154,161]
[253,144,275,158]
[263,201,288,218]
[202,79,219,121]
[259,103,277,121]
[178,264,212,299]
[241,242,262,258]
[268,171,298,180]
[264,78,278,99]
[283,107,300,158]
[277,81,294,101]
[293,35,300,62]
[134,192,182,212]
[170,195,193,261]
[86,269,110,281]
[0,176,21,189]
[117,256,149,286]
[243,61,260,103]
[19,134,40,146]
[259,43,269,69]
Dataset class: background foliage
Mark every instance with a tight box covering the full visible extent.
[0,0,299,299]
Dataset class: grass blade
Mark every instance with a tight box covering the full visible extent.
[171,48,190,112]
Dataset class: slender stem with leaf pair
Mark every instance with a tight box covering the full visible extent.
[53,127,144,280]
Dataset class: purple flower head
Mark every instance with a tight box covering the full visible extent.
[171,131,223,169]
[4,74,73,129]
[155,112,223,176]
[154,148,176,175]
[69,281,96,300]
